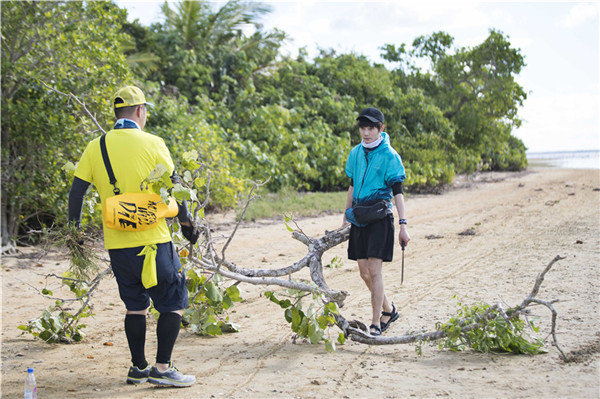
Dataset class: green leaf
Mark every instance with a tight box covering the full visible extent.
[147,163,168,181]
[324,339,336,352]
[62,161,76,172]
[264,291,278,304]
[291,307,302,330]
[308,324,322,344]
[226,285,242,302]
[183,150,199,163]
[205,324,223,335]
[39,330,55,343]
[278,299,292,309]
[205,282,223,303]
[219,321,240,333]
[222,296,232,309]
[172,183,191,201]
[324,302,339,315]
[317,315,330,329]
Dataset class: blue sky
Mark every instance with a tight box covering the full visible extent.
[115,1,599,152]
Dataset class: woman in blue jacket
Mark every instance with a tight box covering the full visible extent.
[343,107,411,336]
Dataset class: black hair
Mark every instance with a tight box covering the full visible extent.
[357,117,383,129]
[114,98,140,119]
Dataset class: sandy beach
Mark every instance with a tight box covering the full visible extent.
[2,167,599,398]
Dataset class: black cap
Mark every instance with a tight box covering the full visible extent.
[357,107,384,123]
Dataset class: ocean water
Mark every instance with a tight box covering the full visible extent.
[527,150,600,170]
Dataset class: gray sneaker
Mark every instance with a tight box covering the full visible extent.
[126,364,151,385]
[148,362,196,387]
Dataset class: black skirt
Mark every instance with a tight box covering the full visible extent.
[348,214,395,262]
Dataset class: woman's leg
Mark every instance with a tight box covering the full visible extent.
[358,257,389,328]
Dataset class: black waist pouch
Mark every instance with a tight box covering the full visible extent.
[352,199,389,224]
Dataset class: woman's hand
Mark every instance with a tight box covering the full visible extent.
[399,226,410,247]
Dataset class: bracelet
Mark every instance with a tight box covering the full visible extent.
[399,219,407,225]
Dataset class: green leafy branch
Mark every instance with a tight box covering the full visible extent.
[265,290,345,352]
[182,269,243,336]
[335,255,566,359]
[18,253,111,343]
[436,297,545,355]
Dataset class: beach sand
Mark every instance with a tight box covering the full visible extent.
[2,167,599,398]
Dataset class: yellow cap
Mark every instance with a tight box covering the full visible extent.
[112,86,154,109]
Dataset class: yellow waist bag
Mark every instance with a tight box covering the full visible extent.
[99,133,179,232]
[103,193,178,232]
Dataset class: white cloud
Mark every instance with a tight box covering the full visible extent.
[559,2,598,28]
[117,1,599,152]
[514,93,599,152]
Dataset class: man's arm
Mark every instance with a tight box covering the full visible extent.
[170,172,199,244]
[68,177,91,225]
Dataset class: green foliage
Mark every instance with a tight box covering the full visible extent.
[3,0,529,244]
[437,297,546,355]
[140,161,244,336]
[239,188,346,221]
[326,256,344,269]
[183,269,242,336]
[18,270,93,343]
[398,29,528,167]
[264,290,345,352]
[149,92,246,208]
[1,1,131,243]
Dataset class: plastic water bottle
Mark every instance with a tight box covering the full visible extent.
[24,367,37,399]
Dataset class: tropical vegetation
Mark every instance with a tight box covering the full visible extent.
[1,0,528,246]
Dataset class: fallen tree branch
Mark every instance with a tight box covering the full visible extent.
[190,206,564,354]
[335,255,566,355]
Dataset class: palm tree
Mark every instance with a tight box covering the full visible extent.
[159,0,286,103]
[161,0,272,52]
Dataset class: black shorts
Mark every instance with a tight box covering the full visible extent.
[109,242,189,313]
[348,214,395,262]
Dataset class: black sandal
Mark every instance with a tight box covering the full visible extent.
[369,324,382,336]
[380,303,399,332]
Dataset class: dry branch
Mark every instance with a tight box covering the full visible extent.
[39,80,106,134]
[335,255,566,354]
[189,224,350,306]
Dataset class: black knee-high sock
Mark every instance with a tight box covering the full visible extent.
[156,312,182,364]
[124,314,147,369]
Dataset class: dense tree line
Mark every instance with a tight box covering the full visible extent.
[1,0,527,246]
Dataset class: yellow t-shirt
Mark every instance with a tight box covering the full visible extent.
[74,128,174,249]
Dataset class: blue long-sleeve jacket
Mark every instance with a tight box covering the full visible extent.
[345,132,406,226]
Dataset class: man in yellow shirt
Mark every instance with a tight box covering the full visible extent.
[69,86,197,387]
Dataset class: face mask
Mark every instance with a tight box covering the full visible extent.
[361,134,383,149]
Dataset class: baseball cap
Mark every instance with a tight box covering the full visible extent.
[357,107,384,123]
[112,86,154,109]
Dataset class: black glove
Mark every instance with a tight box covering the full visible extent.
[181,223,200,245]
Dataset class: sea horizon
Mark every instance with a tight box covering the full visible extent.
[526,149,600,170]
